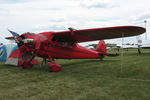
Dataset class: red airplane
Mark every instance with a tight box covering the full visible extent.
[5,26,146,72]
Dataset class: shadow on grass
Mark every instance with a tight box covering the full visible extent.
[0,63,50,74]
[0,59,119,74]
[120,52,150,57]
[2,59,149,81]
[20,59,118,73]
[127,53,150,57]
[61,59,119,68]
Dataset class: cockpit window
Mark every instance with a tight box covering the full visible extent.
[51,36,74,47]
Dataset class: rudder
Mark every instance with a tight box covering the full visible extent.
[95,40,107,54]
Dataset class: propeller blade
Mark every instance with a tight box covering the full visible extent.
[7,29,19,37]
[7,29,22,45]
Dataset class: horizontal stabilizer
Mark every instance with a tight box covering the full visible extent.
[105,53,119,57]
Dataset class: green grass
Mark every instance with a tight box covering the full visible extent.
[0,49,150,100]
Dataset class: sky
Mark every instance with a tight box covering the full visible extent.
[0,0,150,46]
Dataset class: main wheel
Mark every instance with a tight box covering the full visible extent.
[49,63,62,72]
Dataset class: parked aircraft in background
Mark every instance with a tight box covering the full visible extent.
[118,35,150,54]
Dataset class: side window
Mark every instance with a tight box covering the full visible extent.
[51,36,74,47]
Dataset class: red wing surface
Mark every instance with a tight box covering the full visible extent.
[53,26,146,43]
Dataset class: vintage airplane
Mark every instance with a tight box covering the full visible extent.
[5,26,146,72]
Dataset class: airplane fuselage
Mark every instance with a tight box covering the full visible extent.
[19,32,100,59]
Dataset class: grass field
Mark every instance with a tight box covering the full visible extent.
[0,49,150,100]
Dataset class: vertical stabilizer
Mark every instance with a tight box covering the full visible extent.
[95,40,107,53]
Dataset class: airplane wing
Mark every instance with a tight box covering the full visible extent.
[52,26,146,43]
[141,45,150,48]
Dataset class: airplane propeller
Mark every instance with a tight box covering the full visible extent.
[7,29,36,48]
[7,29,19,37]
[7,29,24,46]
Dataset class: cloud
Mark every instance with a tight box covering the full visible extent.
[0,8,11,16]
[0,0,33,4]
[33,16,79,32]
[138,12,150,20]
[128,11,150,25]
[125,11,150,40]
[79,0,112,8]
[0,0,150,45]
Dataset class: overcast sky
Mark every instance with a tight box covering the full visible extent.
[0,0,150,46]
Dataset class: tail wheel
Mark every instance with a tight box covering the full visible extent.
[99,53,104,61]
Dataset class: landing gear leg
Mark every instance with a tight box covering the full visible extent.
[49,56,62,72]
[40,57,47,67]
[138,48,141,54]
[21,56,35,69]
[99,54,104,61]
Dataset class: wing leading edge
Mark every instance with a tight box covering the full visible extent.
[52,26,146,43]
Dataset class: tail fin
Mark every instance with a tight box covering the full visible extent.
[94,40,119,58]
[95,40,107,54]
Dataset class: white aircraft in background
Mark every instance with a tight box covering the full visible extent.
[118,20,149,53]
[117,35,150,54]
